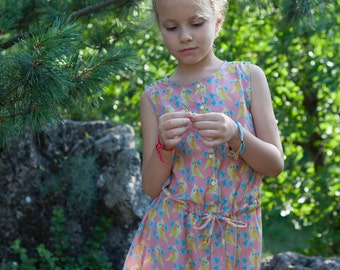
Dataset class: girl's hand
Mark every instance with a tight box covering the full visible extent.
[158,111,193,149]
[190,112,238,147]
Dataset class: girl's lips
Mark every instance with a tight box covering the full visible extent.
[179,47,197,53]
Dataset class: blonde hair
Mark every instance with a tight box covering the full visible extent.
[151,0,228,25]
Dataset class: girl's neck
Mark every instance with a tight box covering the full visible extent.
[170,55,224,85]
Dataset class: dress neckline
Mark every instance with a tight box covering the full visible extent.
[162,61,229,87]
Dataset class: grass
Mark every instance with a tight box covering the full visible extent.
[262,216,311,258]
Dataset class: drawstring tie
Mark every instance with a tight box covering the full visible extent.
[194,212,247,231]
[162,189,258,268]
[193,212,247,268]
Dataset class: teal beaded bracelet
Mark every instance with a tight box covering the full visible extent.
[228,121,245,160]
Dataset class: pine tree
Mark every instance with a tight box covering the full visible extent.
[0,0,141,146]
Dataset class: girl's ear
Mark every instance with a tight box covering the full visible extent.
[215,12,223,37]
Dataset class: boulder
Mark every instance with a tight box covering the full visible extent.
[0,120,150,268]
[261,252,340,270]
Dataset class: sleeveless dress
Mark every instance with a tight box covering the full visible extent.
[123,61,262,270]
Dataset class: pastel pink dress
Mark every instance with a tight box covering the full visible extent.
[124,62,262,269]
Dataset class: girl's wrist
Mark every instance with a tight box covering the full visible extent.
[228,121,245,159]
[156,135,175,163]
[227,121,240,145]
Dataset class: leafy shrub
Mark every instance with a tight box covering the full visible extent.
[1,209,114,270]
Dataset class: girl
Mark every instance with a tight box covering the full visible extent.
[124,0,284,269]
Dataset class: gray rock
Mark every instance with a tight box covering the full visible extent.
[0,120,150,269]
[261,252,340,270]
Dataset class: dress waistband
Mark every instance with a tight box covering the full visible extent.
[160,188,261,268]
[161,189,260,230]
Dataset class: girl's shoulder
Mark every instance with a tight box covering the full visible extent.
[224,61,252,76]
[230,61,267,78]
[144,76,171,92]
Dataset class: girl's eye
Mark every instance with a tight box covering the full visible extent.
[166,26,177,31]
[192,21,205,27]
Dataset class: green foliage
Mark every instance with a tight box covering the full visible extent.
[1,209,113,270]
[7,240,37,270]
[0,0,139,146]
[262,216,310,258]
[1,17,79,130]
[50,209,70,258]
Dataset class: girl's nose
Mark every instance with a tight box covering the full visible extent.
[179,27,192,42]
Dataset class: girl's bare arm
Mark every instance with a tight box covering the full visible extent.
[140,92,192,198]
[235,64,284,177]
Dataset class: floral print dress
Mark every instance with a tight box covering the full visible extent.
[124,61,263,270]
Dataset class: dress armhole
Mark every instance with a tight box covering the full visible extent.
[235,61,252,108]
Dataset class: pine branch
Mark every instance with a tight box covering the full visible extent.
[0,112,25,122]
[70,0,124,20]
[0,33,29,50]
[0,0,130,50]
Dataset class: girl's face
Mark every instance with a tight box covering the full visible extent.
[156,0,222,67]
